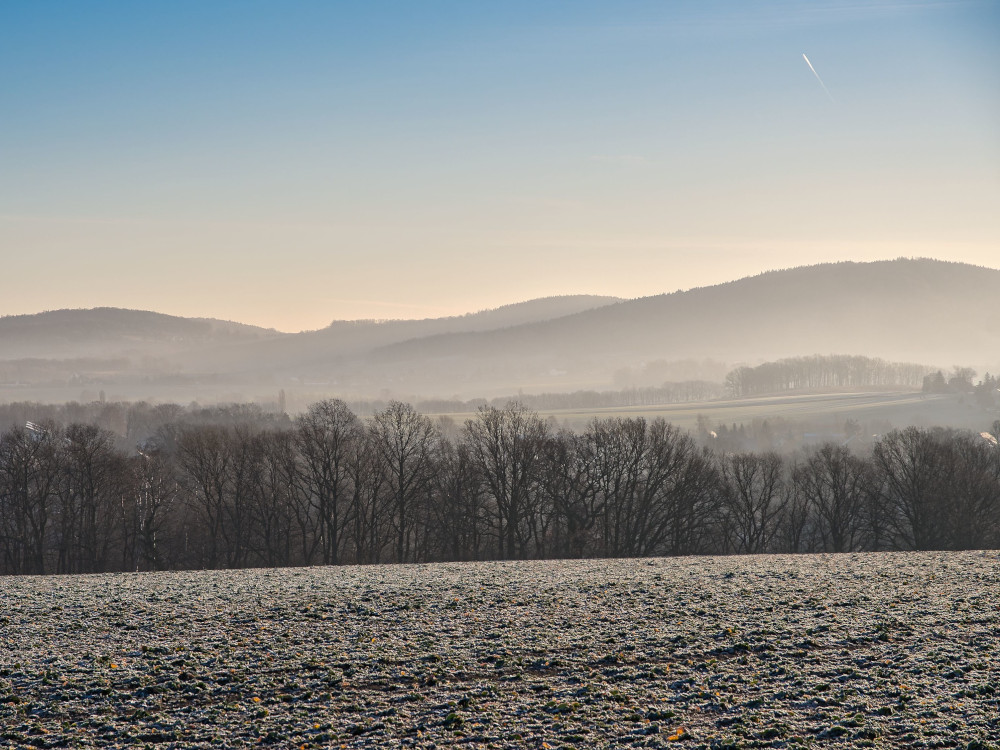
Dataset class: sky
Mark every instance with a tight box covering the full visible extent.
[1,0,998,331]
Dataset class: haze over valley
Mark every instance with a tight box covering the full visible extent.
[1,258,999,437]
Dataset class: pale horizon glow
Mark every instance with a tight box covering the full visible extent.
[2,1,998,332]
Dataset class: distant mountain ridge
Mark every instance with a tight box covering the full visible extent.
[0,307,281,359]
[1,260,998,400]
[170,295,623,374]
[352,258,1000,394]
[322,295,623,331]
[379,258,1000,362]
[0,296,623,380]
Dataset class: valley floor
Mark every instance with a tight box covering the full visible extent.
[528,391,992,434]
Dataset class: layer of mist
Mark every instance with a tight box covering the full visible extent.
[2,260,998,408]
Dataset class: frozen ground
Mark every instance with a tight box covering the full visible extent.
[1,552,999,748]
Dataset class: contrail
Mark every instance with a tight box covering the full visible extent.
[802,53,835,103]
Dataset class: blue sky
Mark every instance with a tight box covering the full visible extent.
[2,1,997,330]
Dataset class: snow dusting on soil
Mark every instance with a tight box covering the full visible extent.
[2,552,999,748]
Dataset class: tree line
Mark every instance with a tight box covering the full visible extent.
[725,355,932,398]
[1,399,999,576]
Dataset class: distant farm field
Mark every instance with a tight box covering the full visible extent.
[2,552,999,748]
[493,391,991,433]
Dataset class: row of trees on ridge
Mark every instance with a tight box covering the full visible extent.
[724,355,932,398]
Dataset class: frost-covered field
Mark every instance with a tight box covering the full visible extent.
[2,553,999,749]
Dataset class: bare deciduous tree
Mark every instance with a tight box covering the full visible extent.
[718,452,787,554]
[0,424,63,574]
[465,402,547,559]
[176,425,232,568]
[872,428,950,550]
[295,399,359,565]
[793,443,871,553]
[371,401,436,563]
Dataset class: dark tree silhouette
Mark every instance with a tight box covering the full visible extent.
[465,403,548,559]
[295,399,360,565]
[718,452,787,554]
[371,401,436,564]
[793,443,871,553]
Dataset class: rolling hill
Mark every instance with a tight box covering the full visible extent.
[2,259,998,402]
[0,307,282,359]
[0,296,623,396]
[350,258,1000,394]
[171,295,623,374]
